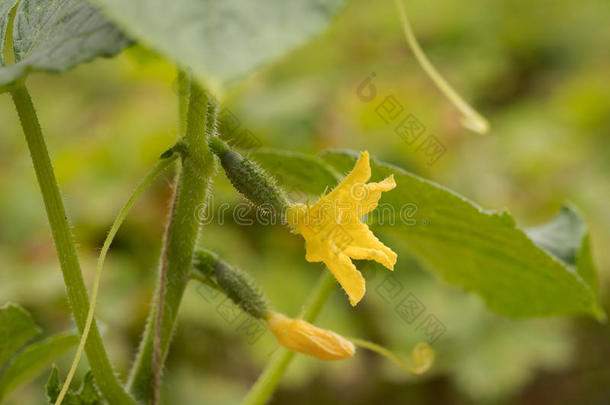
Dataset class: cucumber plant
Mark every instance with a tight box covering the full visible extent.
[0,0,603,404]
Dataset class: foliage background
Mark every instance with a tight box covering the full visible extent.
[1,0,609,403]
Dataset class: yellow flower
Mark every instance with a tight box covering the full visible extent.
[286,151,397,306]
[266,312,355,360]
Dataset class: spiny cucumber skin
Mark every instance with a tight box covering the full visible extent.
[193,250,218,277]
[194,249,269,320]
[209,137,289,214]
[214,260,269,320]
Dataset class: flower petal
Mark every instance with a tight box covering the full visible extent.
[355,175,396,218]
[341,222,397,270]
[323,151,371,204]
[323,251,366,306]
[286,151,397,306]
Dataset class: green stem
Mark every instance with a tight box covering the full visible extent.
[9,85,135,405]
[393,0,489,134]
[241,272,336,405]
[55,154,178,405]
[128,73,216,403]
[347,338,433,375]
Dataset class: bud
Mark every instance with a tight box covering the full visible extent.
[208,137,289,215]
[193,250,268,319]
[266,312,355,361]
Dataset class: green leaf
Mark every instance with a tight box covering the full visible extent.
[525,205,599,301]
[250,148,603,318]
[0,0,18,65]
[0,303,40,367]
[320,149,602,318]
[0,0,131,89]
[46,365,61,404]
[525,205,586,265]
[47,366,102,405]
[0,304,79,401]
[0,332,78,400]
[87,0,346,88]
[253,148,340,197]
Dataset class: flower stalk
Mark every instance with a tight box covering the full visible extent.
[240,272,336,405]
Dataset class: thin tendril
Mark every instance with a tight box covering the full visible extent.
[393,0,489,134]
[55,154,178,405]
[348,337,434,375]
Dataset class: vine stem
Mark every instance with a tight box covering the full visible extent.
[241,272,336,405]
[393,0,489,134]
[9,85,136,405]
[55,154,178,405]
[346,338,433,375]
[128,72,216,403]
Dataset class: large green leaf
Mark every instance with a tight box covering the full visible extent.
[0,0,131,90]
[0,333,78,400]
[87,0,346,89]
[0,303,40,367]
[252,148,602,318]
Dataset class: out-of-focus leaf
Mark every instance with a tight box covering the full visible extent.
[45,365,61,404]
[0,0,131,90]
[0,332,78,400]
[87,0,346,89]
[46,365,102,405]
[451,319,572,400]
[320,149,602,318]
[0,303,40,367]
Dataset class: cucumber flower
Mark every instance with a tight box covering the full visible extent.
[265,312,434,376]
[193,250,433,373]
[266,312,355,360]
[286,152,397,306]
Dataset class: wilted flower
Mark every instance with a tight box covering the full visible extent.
[266,312,355,360]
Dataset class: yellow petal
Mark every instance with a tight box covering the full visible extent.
[322,151,372,204]
[286,151,397,306]
[340,222,397,270]
[266,312,355,360]
[323,251,366,306]
[354,175,397,218]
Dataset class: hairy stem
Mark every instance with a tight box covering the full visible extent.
[10,85,135,405]
[241,272,336,405]
[128,73,216,403]
[55,154,178,405]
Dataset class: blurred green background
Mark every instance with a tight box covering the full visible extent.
[1,0,610,403]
